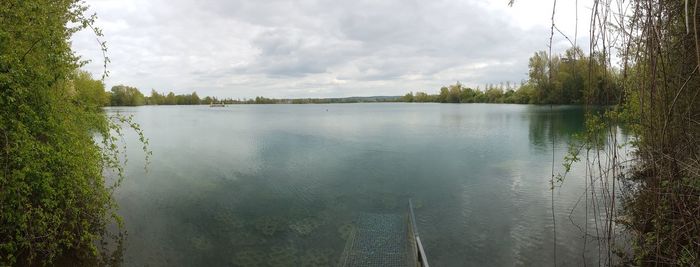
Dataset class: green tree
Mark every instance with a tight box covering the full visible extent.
[190,92,201,104]
[165,92,177,105]
[72,71,110,109]
[528,51,550,103]
[485,87,504,103]
[447,84,462,103]
[401,92,414,102]
[148,89,164,105]
[110,85,145,106]
[437,87,449,103]
[0,1,146,265]
[414,92,431,102]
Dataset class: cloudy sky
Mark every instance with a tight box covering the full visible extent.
[71,0,591,98]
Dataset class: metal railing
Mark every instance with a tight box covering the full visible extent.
[408,199,429,267]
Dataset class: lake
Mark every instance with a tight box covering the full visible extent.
[108,103,623,266]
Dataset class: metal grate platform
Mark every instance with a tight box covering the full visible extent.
[338,213,417,267]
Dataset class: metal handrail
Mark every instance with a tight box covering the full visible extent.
[409,199,429,267]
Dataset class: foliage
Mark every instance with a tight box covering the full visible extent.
[549,0,700,265]
[614,0,700,264]
[0,0,147,265]
[109,85,144,106]
[73,71,111,109]
[107,87,225,106]
[393,47,621,105]
[144,89,201,105]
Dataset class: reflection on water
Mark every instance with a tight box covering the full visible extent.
[109,104,618,266]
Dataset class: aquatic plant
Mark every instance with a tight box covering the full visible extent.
[314,209,335,226]
[231,250,265,267]
[289,218,320,236]
[300,249,332,267]
[190,236,211,251]
[229,229,269,247]
[254,216,283,236]
[267,246,298,267]
[213,211,245,231]
[288,205,312,217]
[338,223,357,240]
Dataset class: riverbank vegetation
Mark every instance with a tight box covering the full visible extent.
[1,1,146,265]
[613,1,700,263]
[399,47,622,105]
[543,0,700,265]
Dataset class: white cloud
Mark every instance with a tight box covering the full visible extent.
[72,0,590,98]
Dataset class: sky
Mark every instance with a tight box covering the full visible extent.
[71,0,592,99]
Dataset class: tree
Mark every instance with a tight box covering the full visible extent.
[149,89,164,105]
[190,92,200,104]
[485,87,504,103]
[72,71,110,109]
[414,92,431,102]
[401,92,414,102]
[447,84,462,103]
[459,87,477,103]
[437,87,449,103]
[165,92,177,105]
[110,85,145,106]
[1,1,144,264]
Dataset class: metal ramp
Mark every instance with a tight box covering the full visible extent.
[338,200,428,267]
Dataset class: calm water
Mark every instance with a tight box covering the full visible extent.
[108,104,620,266]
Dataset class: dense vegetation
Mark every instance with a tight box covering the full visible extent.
[108,86,204,106]
[399,47,621,105]
[609,1,700,264]
[0,1,143,265]
[537,0,700,265]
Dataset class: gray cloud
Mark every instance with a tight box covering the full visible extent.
[72,0,588,98]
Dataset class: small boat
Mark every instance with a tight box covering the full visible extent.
[338,199,430,267]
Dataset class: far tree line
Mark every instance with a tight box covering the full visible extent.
[107,86,217,106]
[106,47,622,106]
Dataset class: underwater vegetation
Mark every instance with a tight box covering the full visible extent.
[229,231,263,247]
[338,224,357,240]
[230,246,335,267]
[231,250,265,267]
[254,217,284,236]
[267,246,299,267]
[289,218,322,236]
[300,249,333,267]
[190,236,212,251]
[213,210,246,232]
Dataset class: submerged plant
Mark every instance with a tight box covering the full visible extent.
[289,218,321,236]
[338,223,357,240]
[267,246,298,267]
[229,230,263,246]
[213,211,245,232]
[300,249,332,267]
[231,249,265,267]
[254,216,284,236]
[190,236,211,251]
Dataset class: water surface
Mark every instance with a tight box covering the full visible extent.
[110,103,614,266]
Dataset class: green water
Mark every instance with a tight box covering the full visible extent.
[109,103,622,266]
